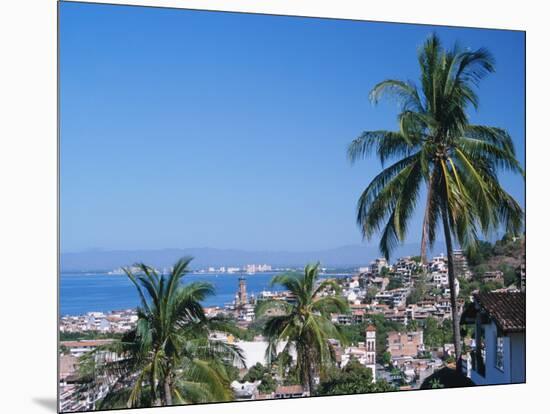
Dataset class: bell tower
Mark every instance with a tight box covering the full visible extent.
[366,325,377,382]
[238,276,247,307]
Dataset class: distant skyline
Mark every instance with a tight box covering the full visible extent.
[60,3,525,254]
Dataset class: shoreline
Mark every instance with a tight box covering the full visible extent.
[59,272,353,316]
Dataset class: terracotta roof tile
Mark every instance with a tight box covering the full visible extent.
[475,292,525,333]
[275,385,304,395]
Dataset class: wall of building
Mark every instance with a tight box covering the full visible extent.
[236,340,294,367]
[471,321,526,385]
[482,322,510,384]
[510,332,526,383]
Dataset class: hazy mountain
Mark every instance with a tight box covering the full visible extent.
[61,242,446,272]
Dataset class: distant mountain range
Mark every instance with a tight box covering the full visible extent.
[61,242,446,272]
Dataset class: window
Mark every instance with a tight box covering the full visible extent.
[495,333,504,371]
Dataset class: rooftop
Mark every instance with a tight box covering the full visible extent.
[475,292,525,333]
[275,385,304,395]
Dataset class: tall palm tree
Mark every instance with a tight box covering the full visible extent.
[347,34,523,372]
[256,263,349,393]
[84,257,245,408]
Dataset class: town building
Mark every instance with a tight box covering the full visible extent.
[231,380,261,400]
[461,292,525,385]
[480,270,504,283]
[370,258,388,276]
[245,264,272,273]
[452,249,472,279]
[431,271,449,287]
[60,309,138,334]
[429,254,447,271]
[386,331,424,359]
[61,339,115,357]
[516,258,526,292]
[273,385,308,398]
[365,325,377,381]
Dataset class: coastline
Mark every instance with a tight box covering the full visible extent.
[59,271,352,316]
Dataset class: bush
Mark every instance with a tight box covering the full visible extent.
[316,359,395,396]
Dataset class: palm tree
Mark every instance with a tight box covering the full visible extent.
[256,263,349,393]
[84,257,245,408]
[347,34,523,372]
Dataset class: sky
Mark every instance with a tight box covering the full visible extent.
[59,2,525,254]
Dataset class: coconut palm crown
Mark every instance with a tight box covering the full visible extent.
[348,34,524,370]
[256,263,350,393]
[83,257,245,408]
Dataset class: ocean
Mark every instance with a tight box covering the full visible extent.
[59,272,350,316]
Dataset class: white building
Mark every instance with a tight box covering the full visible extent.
[461,292,525,385]
[431,271,448,287]
[365,325,377,382]
[370,258,388,275]
[429,254,447,272]
[339,326,377,382]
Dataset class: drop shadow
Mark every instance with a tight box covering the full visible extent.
[32,397,57,412]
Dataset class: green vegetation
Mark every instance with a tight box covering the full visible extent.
[85,257,245,409]
[382,351,392,366]
[407,319,419,331]
[241,363,277,393]
[429,378,444,389]
[469,234,525,288]
[366,287,379,302]
[457,235,525,300]
[256,263,350,393]
[423,317,453,348]
[348,34,524,372]
[386,274,404,290]
[316,358,395,396]
[465,240,493,266]
[406,274,428,304]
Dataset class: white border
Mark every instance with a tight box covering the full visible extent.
[1,1,548,414]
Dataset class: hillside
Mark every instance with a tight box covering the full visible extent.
[466,234,525,287]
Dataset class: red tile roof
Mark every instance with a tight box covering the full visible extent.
[475,292,525,333]
[61,339,114,348]
[275,385,304,395]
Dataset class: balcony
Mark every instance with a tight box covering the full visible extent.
[470,349,485,377]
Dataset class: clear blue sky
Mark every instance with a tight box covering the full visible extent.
[60,2,525,254]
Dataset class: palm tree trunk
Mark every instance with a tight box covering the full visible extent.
[307,362,315,396]
[441,206,463,374]
[299,347,314,395]
[163,367,173,406]
[149,370,159,407]
[420,174,434,265]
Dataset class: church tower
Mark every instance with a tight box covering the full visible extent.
[237,276,247,307]
[366,325,377,382]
